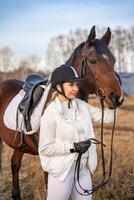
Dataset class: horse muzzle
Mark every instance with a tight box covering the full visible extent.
[96,88,124,109]
[109,91,124,109]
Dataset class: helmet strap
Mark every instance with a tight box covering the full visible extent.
[56,83,72,108]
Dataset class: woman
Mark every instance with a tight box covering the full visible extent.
[38,64,114,200]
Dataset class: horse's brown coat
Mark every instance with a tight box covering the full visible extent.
[0,26,123,200]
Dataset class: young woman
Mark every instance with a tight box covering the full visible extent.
[38,64,114,200]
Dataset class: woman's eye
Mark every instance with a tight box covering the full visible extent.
[89,59,96,64]
[69,83,73,86]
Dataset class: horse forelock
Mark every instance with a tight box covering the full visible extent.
[93,39,115,63]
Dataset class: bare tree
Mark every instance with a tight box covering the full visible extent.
[0,46,14,72]
[45,26,134,72]
[45,28,88,71]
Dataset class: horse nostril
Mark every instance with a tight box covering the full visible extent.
[110,92,115,97]
[109,91,124,108]
[110,92,119,103]
[110,92,116,102]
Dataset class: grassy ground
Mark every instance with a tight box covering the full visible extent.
[0,96,134,200]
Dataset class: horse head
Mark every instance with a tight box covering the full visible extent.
[66,26,124,109]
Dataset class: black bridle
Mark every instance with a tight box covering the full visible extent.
[74,45,117,195]
[80,45,107,99]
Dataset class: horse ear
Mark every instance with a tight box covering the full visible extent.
[101,27,111,46]
[86,25,96,45]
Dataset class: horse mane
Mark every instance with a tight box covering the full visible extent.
[65,39,110,66]
[65,42,85,65]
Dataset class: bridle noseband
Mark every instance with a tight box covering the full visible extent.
[74,44,117,195]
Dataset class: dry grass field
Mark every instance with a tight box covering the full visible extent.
[0,96,134,200]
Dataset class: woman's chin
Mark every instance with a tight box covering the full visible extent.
[70,94,77,99]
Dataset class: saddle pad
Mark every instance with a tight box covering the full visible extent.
[4,83,51,135]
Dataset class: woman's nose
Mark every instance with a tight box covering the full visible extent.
[73,85,79,91]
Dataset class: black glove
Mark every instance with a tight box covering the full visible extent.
[74,139,91,154]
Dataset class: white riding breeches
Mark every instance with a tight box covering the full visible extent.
[46,161,92,200]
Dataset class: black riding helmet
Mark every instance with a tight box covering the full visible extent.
[51,64,83,88]
[51,64,83,106]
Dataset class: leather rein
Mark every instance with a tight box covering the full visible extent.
[74,46,117,195]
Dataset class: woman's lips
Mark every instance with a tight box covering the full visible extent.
[72,93,78,96]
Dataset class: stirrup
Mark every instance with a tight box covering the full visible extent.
[18,131,27,149]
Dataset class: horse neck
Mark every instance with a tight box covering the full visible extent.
[65,43,83,72]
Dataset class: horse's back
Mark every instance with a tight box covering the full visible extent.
[0,79,39,154]
[0,79,23,92]
[0,79,23,108]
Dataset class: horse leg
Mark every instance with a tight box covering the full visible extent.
[0,137,2,174]
[11,150,23,200]
[44,171,48,190]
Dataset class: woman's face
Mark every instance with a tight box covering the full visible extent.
[57,82,79,100]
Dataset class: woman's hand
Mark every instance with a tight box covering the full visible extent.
[74,139,91,153]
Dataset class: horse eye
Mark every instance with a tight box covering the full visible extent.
[89,59,96,64]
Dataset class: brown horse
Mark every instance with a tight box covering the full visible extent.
[0,26,123,200]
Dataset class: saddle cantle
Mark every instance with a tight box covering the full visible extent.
[18,74,48,132]
[23,74,47,91]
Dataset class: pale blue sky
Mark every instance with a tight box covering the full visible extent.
[0,0,134,57]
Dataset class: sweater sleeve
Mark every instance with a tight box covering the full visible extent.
[38,108,74,157]
[87,104,115,123]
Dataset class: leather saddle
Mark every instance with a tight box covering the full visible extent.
[18,74,48,132]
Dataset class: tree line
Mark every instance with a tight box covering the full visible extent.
[0,26,134,81]
[46,26,134,72]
